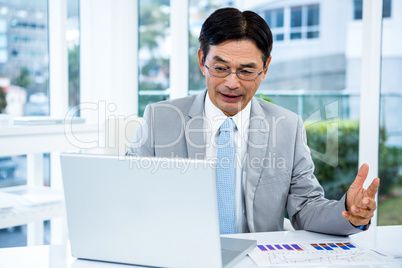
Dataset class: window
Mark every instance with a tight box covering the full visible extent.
[383,0,392,18]
[378,0,401,225]
[353,0,363,19]
[247,1,361,201]
[67,0,80,112]
[138,0,170,116]
[0,0,80,248]
[354,0,392,20]
[0,153,51,248]
[0,2,49,117]
[307,4,319,39]
[188,0,235,94]
[264,8,284,42]
[290,4,320,40]
[290,6,303,40]
[262,4,320,42]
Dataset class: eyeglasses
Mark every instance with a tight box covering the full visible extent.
[204,64,264,81]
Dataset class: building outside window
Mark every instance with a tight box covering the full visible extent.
[0,1,49,117]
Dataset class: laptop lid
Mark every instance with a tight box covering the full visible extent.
[60,153,254,268]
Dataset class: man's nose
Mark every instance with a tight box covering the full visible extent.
[223,72,241,89]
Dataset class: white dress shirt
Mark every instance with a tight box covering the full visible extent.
[204,93,251,233]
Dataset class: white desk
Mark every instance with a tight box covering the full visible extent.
[0,226,401,268]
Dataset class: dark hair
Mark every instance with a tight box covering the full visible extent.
[199,7,273,68]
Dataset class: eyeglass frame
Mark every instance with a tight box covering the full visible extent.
[204,64,265,81]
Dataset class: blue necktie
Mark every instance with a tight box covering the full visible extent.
[217,118,236,234]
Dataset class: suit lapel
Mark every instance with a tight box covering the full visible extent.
[185,90,207,159]
[244,98,270,231]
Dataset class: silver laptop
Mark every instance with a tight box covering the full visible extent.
[60,153,256,268]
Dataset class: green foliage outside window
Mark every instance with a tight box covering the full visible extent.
[12,67,32,89]
[305,120,402,200]
[0,87,6,113]
[68,45,80,109]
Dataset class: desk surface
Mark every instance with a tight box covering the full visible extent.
[0,225,401,268]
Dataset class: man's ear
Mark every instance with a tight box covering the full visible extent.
[261,56,272,80]
[198,49,206,75]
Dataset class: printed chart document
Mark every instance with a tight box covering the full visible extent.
[248,240,389,266]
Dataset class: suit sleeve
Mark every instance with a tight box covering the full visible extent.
[286,116,362,235]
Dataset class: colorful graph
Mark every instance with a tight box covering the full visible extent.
[257,242,357,252]
[251,241,386,266]
[257,243,304,251]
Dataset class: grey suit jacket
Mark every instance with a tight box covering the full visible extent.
[128,90,362,235]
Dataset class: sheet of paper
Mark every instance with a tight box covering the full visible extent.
[248,240,389,266]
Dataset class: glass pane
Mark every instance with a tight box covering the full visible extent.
[264,10,272,27]
[290,32,302,40]
[307,4,319,26]
[354,0,391,19]
[267,8,284,28]
[138,0,170,116]
[0,154,28,247]
[0,1,49,117]
[248,1,361,200]
[0,153,50,248]
[291,6,302,27]
[275,33,284,41]
[378,0,401,225]
[188,0,234,94]
[0,155,26,187]
[353,0,363,20]
[275,9,284,28]
[383,0,391,18]
[307,31,319,39]
[67,0,80,112]
[0,225,27,248]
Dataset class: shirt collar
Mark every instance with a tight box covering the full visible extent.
[204,91,251,134]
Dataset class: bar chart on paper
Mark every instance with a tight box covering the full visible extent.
[249,241,387,266]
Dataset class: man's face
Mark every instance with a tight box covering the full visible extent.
[198,40,271,117]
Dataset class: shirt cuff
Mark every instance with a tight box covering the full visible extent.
[356,225,365,230]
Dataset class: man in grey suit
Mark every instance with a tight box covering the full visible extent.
[128,8,379,235]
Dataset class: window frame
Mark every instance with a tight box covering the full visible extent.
[78,0,384,227]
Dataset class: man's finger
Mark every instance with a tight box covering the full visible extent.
[350,164,369,190]
[358,197,377,211]
[342,211,370,226]
[355,196,376,210]
[342,211,352,221]
[352,206,374,219]
[366,178,380,199]
[358,209,374,220]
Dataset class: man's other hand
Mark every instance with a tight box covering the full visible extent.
[342,164,380,227]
